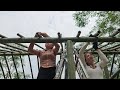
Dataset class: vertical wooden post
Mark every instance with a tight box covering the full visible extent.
[104,55,109,79]
[66,40,76,79]
[104,66,109,79]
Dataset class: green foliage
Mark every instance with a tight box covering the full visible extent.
[73,11,120,36]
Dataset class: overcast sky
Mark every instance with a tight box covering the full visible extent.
[0,11,96,79]
[0,11,96,37]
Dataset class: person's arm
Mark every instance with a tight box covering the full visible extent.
[39,32,60,55]
[38,32,50,37]
[92,42,108,69]
[79,42,90,68]
[41,33,60,55]
[28,33,42,56]
[53,43,60,55]
[96,49,109,69]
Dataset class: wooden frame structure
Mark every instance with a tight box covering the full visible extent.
[0,29,120,79]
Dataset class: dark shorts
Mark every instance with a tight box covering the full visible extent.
[37,67,56,79]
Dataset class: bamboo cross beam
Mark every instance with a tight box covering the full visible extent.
[0,49,18,53]
[87,29,120,51]
[0,51,120,56]
[99,29,120,46]
[0,37,120,43]
[103,44,120,51]
[109,28,120,37]
[0,34,28,52]
[17,33,46,51]
[0,45,25,53]
[0,34,28,48]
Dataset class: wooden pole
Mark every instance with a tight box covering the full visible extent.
[0,51,120,56]
[66,40,76,79]
[0,37,120,43]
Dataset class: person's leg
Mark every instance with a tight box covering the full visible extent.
[46,67,56,79]
[37,67,48,79]
[37,67,56,79]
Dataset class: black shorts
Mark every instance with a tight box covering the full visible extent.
[37,67,56,79]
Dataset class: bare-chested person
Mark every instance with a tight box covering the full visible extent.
[28,32,60,79]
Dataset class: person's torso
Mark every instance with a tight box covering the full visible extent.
[40,49,56,68]
[86,63,103,79]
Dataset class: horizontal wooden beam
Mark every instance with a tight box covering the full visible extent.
[87,51,120,54]
[0,52,60,56]
[0,37,120,43]
[0,51,120,56]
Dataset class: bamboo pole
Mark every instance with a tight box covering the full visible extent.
[87,29,120,51]
[0,34,28,49]
[0,45,24,53]
[0,37,120,43]
[3,54,12,79]
[103,54,109,79]
[0,51,120,56]
[66,40,76,79]
[17,33,46,50]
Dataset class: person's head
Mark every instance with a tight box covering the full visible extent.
[84,52,94,66]
[45,43,54,49]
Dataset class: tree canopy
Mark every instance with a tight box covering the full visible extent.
[73,11,120,36]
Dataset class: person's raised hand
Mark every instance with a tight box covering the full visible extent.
[93,41,98,50]
[35,32,42,38]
